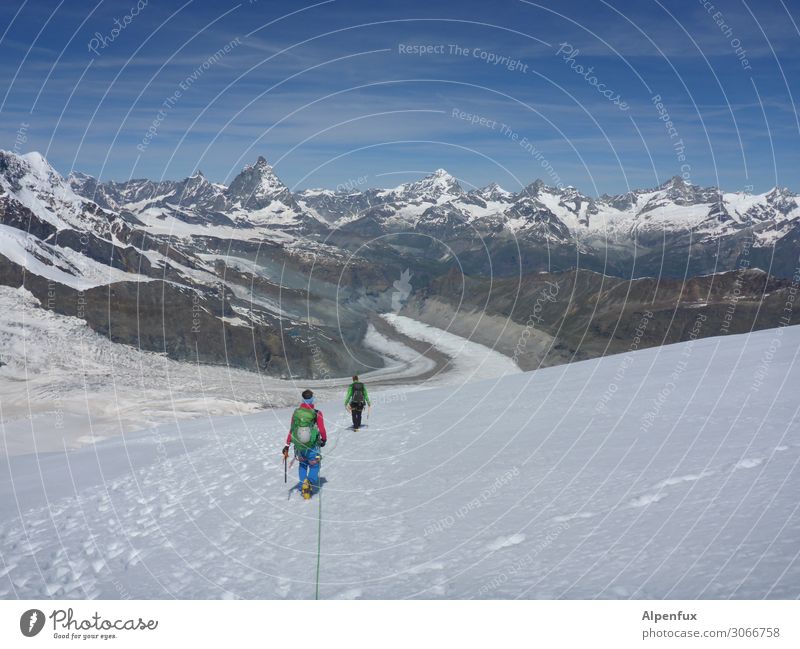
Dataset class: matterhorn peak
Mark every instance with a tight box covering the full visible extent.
[254,155,272,169]
[225,154,294,211]
[238,155,275,175]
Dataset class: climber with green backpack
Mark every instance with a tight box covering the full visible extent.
[344,375,371,431]
[282,389,327,500]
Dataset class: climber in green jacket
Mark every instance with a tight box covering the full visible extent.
[344,375,371,430]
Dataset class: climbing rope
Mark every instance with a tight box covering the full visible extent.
[311,417,352,599]
[312,421,343,600]
[314,484,322,600]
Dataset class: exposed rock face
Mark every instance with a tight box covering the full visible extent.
[0,252,378,376]
[403,266,795,369]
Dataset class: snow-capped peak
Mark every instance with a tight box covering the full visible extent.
[392,168,464,203]
[67,170,93,187]
[766,186,796,200]
[637,175,720,208]
[659,175,695,189]
[521,179,549,196]
[225,155,295,211]
[762,186,799,215]
[0,149,92,230]
[246,155,272,173]
[1,150,61,186]
[472,182,513,203]
[20,151,55,176]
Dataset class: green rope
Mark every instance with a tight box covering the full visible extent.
[313,427,343,600]
[314,482,322,600]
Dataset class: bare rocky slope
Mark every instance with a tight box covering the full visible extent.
[402,267,796,370]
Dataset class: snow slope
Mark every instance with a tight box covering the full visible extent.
[0,325,798,599]
[0,224,146,290]
[0,287,517,455]
[0,151,89,232]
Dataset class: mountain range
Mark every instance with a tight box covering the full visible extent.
[64,155,800,279]
[1,149,797,376]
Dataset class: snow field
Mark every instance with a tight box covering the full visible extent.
[0,325,797,599]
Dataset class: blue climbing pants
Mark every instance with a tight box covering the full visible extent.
[298,447,321,492]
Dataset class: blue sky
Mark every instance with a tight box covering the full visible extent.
[1,0,799,194]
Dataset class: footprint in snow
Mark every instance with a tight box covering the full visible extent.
[628,492,666,508]
[486,533,526,552]
[734,457,764,470]
[652,472,711,490]
[553,512,595,523]
[406,561,444,575]
[427,576,448,596]
[275,577,291,598]
[608,584,631,597]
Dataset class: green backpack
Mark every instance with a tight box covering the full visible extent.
[290,407,319,452]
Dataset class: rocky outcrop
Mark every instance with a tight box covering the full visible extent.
[404,267,796,367]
